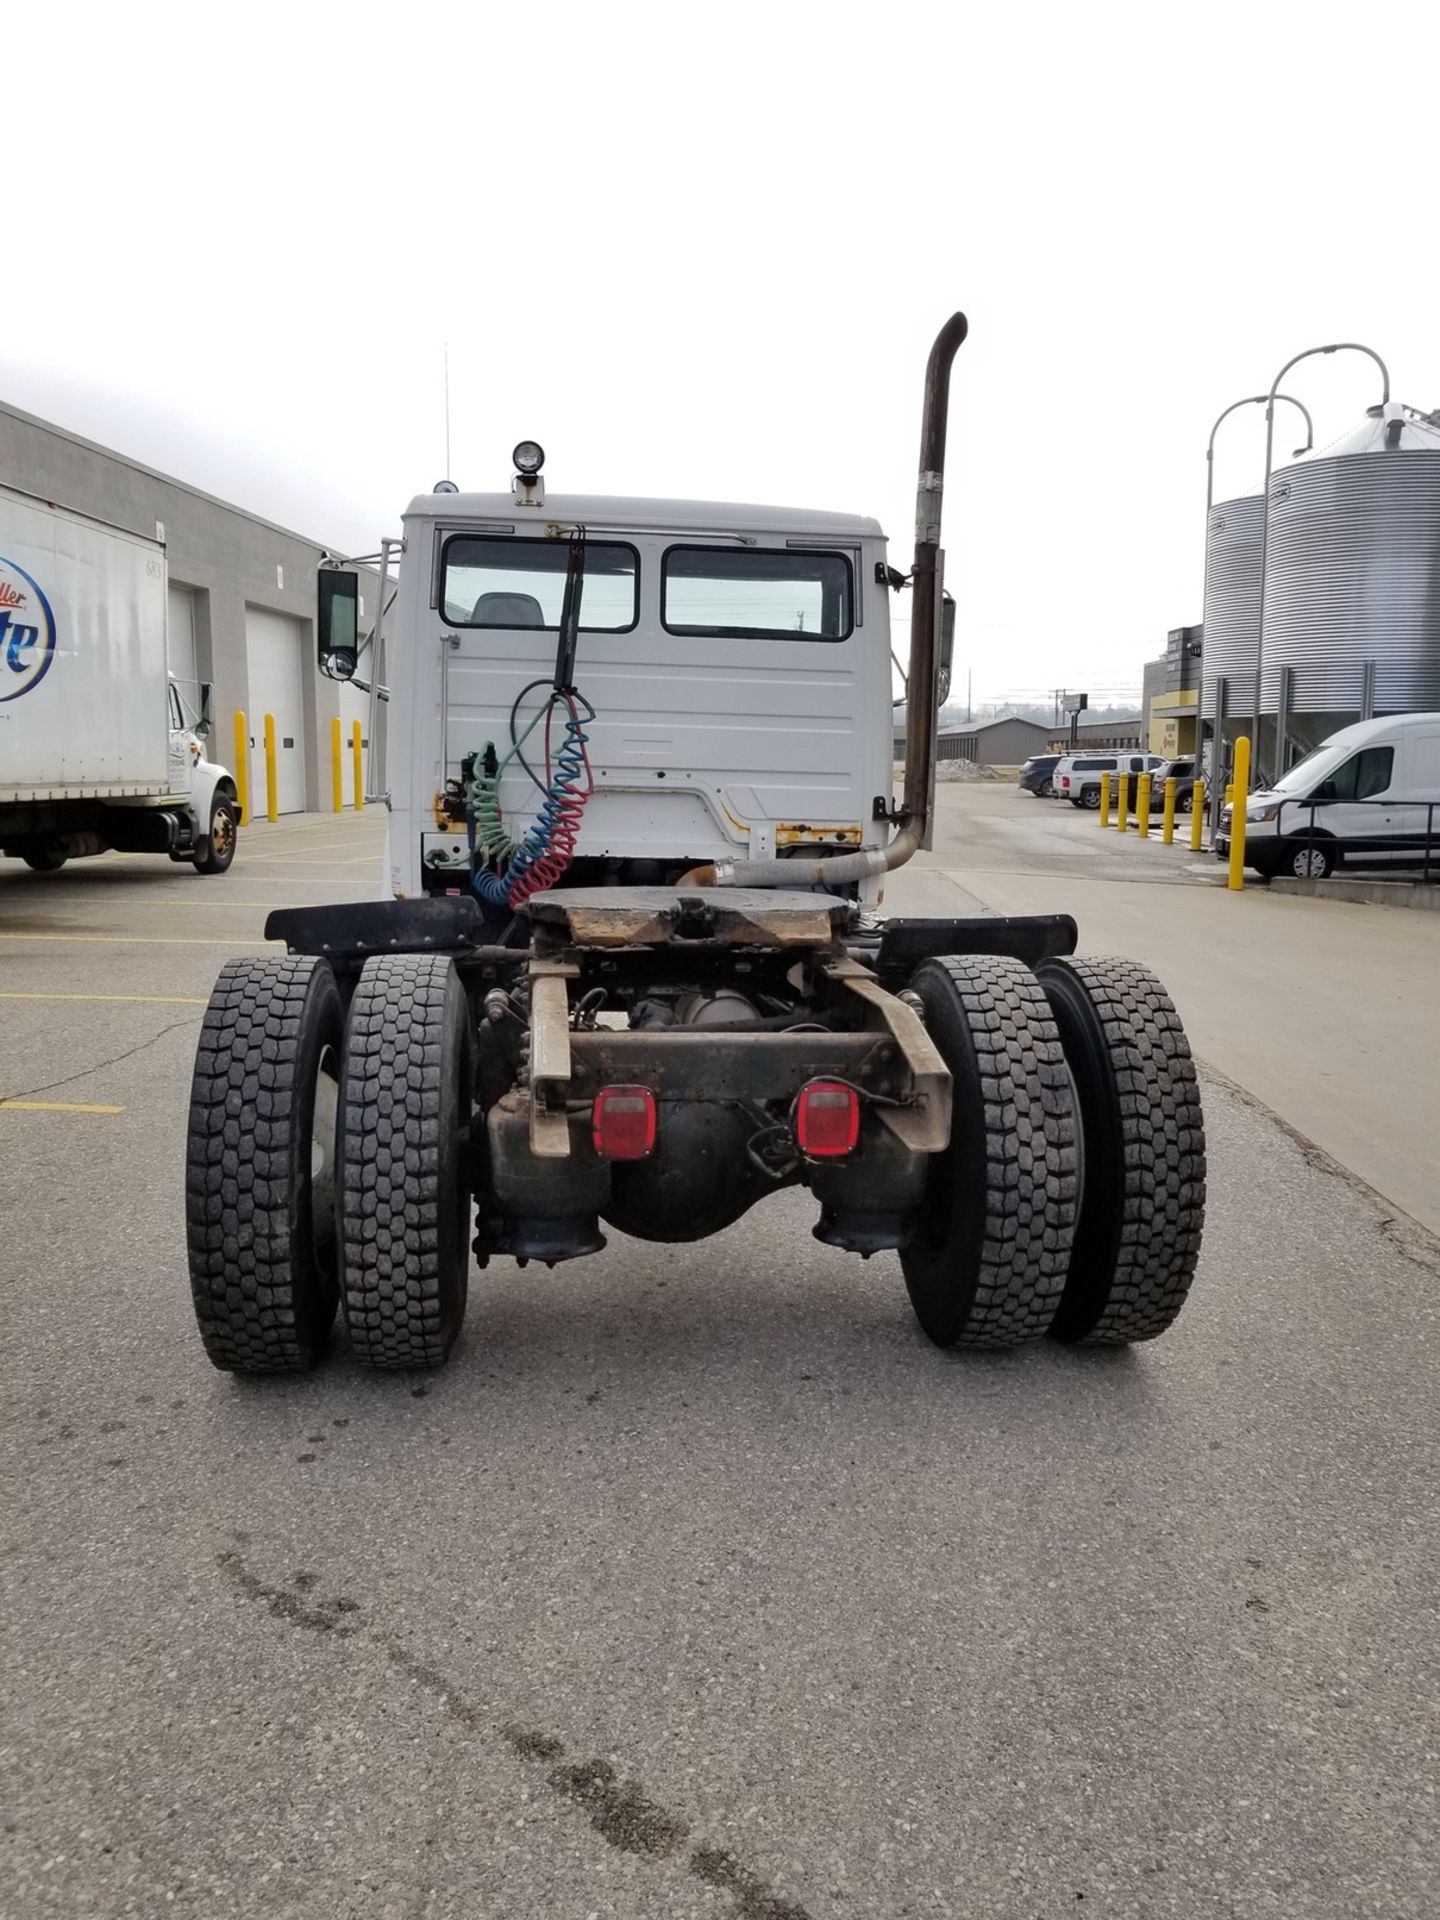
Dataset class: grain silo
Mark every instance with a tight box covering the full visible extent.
[1258,404,1440,774]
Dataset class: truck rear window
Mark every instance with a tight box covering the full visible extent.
[662,547,852,641]
[441,535,639,631]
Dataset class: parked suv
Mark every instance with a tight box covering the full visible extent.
[1054,751,1166,809]
[1216,713,1440,879]
[1018,753,1062,796]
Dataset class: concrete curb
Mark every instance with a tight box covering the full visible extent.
[1268,874,1440,910]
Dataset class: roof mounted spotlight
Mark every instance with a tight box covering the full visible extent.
[512,439,546,506]
[433,479,459,494]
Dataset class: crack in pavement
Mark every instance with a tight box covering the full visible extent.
[216,1549,814,1920]
[0,1016,197,1105]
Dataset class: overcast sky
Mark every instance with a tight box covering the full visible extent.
[5,2,1435,707]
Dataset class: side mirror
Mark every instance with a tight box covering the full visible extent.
[318,569,360,680]
[197,682,212,738]
[937,591,956,707]
[1312,780,1337,803]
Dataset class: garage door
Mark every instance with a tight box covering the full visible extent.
[246,606,308,814]
[340,678,370,806]
[168,585,198,708]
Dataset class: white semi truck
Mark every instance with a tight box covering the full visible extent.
[184,314,1206,1376]
[0,485,240,874]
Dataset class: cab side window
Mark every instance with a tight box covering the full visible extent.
[1321,746,1394,801]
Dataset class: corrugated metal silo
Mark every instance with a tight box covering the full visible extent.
[1262,404,1440,764]
[1200,491,1264,745]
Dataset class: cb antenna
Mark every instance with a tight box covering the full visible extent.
[443,341,452,481]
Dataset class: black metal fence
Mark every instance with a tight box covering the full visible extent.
[1272,797,1440,882]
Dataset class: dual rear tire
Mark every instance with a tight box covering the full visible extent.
[900,953,1205,1350]
[186,953,472,1374]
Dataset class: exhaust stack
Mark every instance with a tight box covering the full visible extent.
[683,311,968,890]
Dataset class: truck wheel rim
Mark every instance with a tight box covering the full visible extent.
[1295,848,1327,877]
[213,809,235,858]
[311,1044,339,1264]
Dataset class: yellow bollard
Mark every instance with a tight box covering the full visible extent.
[1190,778,1206,852]
[264,712,278,824]
[1116,771,1130,832]
[331,716,344,813]
[1161,776,1177,844]
[352,720,364,810]
[1098,771,1112,827]
[1227,737,1250,890]
[233,710,250,825]
[1136,772,1152,838]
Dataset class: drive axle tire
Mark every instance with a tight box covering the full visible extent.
[899,956,1077,1349]
[338,954,472,1370]
[185,956,343,1372]
[1036,957,1206,1344]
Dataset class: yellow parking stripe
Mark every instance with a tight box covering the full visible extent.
[0,1100,125,1114]
[0,992,207,1004]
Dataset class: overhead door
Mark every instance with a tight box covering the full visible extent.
[246,606,308,813]
[167,585,198,711]
[340,678,370,805]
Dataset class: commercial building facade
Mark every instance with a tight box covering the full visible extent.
[1142,625,1201,758]
[0,401,371,813]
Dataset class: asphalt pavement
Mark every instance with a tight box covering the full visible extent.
[1,805,1436,1920]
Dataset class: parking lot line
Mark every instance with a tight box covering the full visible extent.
[0,933,274,947]
[0,1100,125,1114]
[0,992,207,1004]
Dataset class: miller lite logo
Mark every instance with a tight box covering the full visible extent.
[0,556,57,701]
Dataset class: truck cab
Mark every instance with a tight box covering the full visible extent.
[380,483,895,908]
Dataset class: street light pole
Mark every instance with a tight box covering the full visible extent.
[1251,344,1391,785]
[1198,393,1313,825]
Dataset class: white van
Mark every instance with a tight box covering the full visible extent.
[1216,713,1440,879]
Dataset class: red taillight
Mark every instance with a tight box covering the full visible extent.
[592,1086,656,1160]
[795,1080,861,1159]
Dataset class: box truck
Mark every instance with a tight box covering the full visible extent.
[0,485,239,873]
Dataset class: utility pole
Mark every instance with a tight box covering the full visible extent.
[966,669,972,721]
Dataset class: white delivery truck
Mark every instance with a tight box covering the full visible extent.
[0,485,240,874]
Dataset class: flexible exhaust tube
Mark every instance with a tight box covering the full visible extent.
[684,311,968,890]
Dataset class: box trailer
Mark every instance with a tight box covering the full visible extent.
[0,485,239,872]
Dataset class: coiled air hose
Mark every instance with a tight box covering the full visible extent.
[469,689,594,908]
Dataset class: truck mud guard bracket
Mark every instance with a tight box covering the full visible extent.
[265,897,525,968]
[822,957,952,1154]
[858,913,1078,988]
